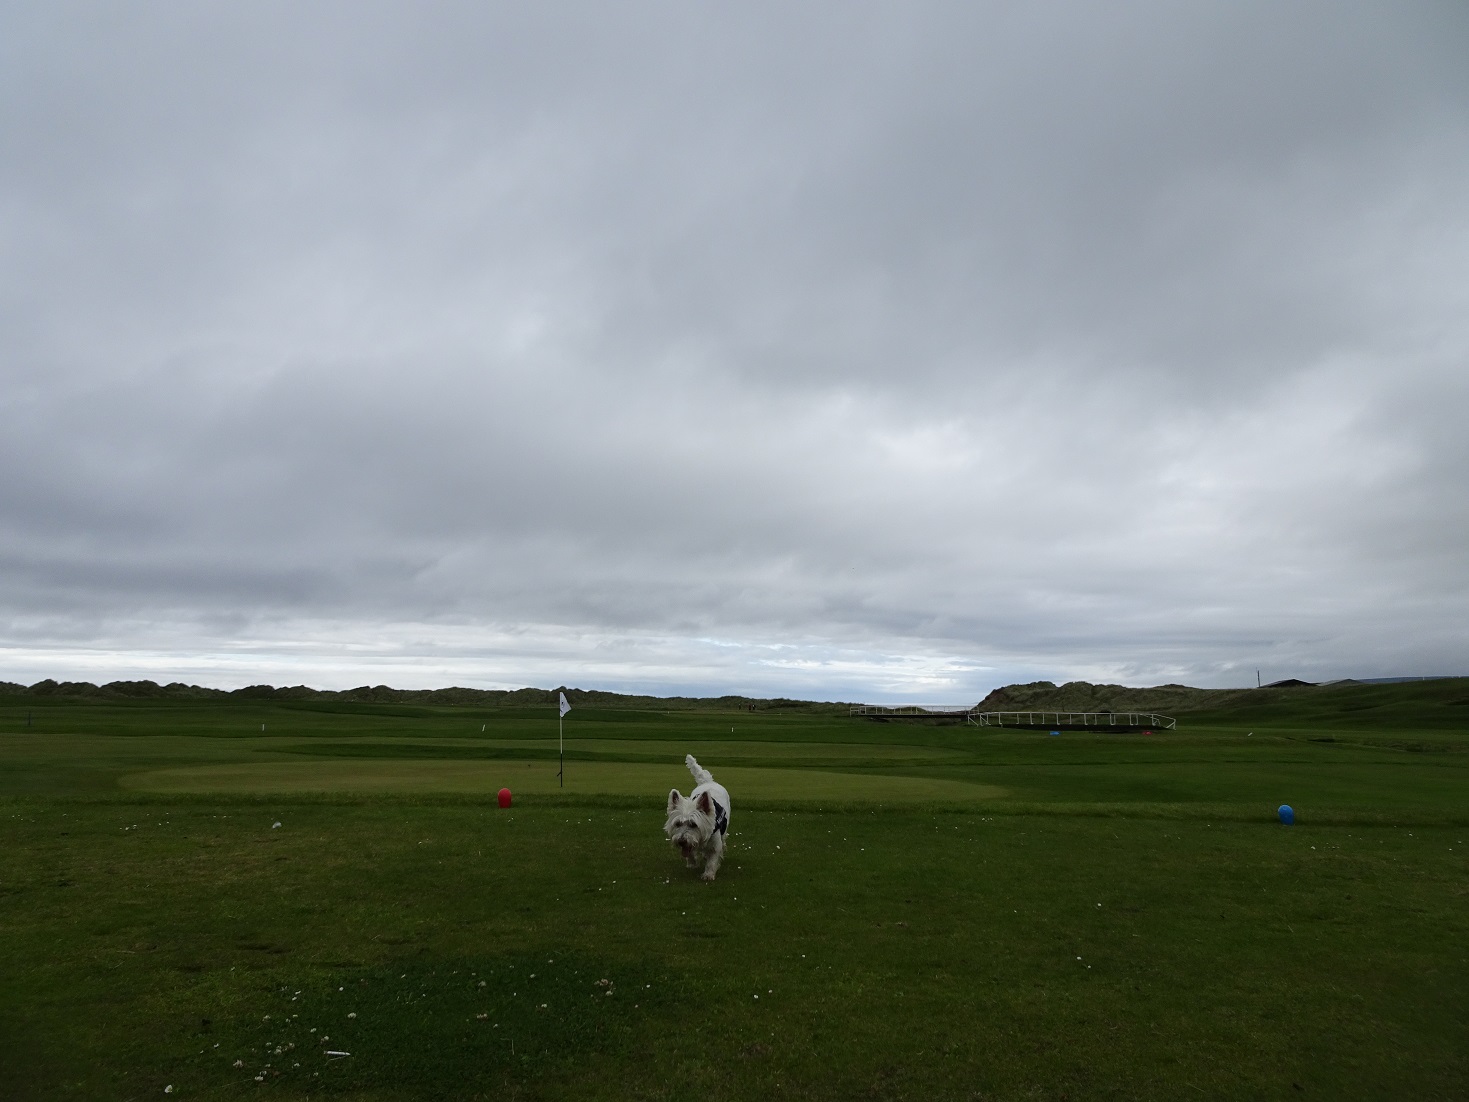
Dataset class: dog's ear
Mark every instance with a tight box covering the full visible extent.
[695,791,713,815]
[667,788,683,814]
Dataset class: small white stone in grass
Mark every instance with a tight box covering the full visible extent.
[272,822,281,829]
[165,1086,173,1094]
[233,1060,244,1069]
[348,1012,356,1019]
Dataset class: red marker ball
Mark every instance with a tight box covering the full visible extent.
[497,788,512,809]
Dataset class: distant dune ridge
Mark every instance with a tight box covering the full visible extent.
[973,677,1469,716]
[3,675,1464,715]
[973,680,1260,713]
[0,678,845,712]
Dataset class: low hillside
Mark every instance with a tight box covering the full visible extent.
[0,678,853,714]
[974,680,1252,713]
[975,677,1469,732]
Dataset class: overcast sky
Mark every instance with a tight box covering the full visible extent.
[2,2,1467,701]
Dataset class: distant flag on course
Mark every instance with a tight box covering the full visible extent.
[559,691,571,717]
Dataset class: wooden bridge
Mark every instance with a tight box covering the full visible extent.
[969,710,1176,731]
[850,705,1176,731]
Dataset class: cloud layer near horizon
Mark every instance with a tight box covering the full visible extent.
[3,2,1467,699]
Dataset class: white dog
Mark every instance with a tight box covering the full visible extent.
[664,755,731,881]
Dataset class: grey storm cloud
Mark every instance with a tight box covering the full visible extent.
[2,1,1467,698]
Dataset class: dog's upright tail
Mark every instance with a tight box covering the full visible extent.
[685,754,714,786]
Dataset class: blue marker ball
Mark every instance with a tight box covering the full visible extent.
[1277,804,1294,825]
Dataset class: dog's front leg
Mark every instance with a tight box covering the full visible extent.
[700,832,725,881]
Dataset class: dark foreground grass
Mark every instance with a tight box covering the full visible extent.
[5,798,1467,1100]
[2,687,1468,1100]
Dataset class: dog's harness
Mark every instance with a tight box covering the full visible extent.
[713,799,728,837]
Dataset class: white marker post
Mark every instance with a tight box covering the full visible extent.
[558,691,571,788]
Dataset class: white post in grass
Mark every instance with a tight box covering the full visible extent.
[558,690,571,788]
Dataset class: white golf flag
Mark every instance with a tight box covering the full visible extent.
[559,691,571,717]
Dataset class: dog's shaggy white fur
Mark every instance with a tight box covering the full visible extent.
[664,755,731,881]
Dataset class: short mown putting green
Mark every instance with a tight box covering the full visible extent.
[121,758,1007,802]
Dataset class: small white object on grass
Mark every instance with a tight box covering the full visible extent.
[272,822,281,829]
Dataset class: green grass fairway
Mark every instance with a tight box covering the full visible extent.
[2,684,1467,1100]
[121,758,1007,802]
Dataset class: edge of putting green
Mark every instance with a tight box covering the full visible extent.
[118,758,1007,802]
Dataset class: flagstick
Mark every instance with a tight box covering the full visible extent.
[556,691,570,788]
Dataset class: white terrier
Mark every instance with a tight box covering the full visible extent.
[664,755,731,881]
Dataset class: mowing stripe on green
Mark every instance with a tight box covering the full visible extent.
[120,758,1007,801]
